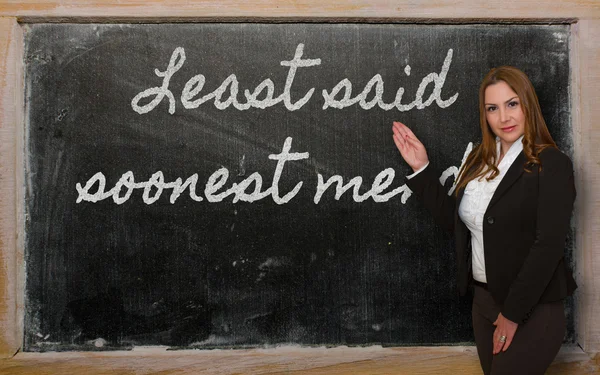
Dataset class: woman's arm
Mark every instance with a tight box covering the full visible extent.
[392,122,457,233]
[404,162,457,233]
[501,148,576,324]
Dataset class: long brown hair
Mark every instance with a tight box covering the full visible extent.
[455,66,556,194]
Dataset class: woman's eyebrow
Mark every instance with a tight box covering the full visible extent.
[484,96,518,106]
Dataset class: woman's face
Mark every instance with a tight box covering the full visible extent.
[484,81,526,155]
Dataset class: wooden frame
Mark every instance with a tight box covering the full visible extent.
[1,1,599,373]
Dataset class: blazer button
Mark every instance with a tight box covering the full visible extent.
[487,216,495,225]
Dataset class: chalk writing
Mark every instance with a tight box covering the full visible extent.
[314,169,412,204]
[440,141,474,195]
[76,137,469,206]
[76,137,308,205]
[322,49,457,111]
[131,44,458,114]
[132,44,322,114]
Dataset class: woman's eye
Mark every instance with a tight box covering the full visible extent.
[508,101,519,108]
[486,106,496,112]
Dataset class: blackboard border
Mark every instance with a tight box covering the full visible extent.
[1,1,599,372]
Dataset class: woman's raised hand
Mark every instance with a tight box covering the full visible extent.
[392,121,429,172]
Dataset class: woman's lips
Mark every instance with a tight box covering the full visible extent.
[502,125,517,132]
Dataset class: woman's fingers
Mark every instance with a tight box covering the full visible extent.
[401,123,419,139]
[392,121,408,138]
[502,332,515,352]
[393,122,412,141]
[492,313,519,354]
[492,329,501,354]
[394,121,422,144]
[404,134,424,151]
[392,121,429,172]
[392,125,411,155]
[392,120,405,131]
[492,318,503,354]
[394,124,425,155]
[493,329,515,354]
[392,133,407,154]
[392,124,404,143]
[392,123,406,144]
[393,122,417,151]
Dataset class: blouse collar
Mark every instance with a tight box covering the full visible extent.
[496,134,524,161]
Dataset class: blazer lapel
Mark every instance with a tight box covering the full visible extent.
[487,151,526,210]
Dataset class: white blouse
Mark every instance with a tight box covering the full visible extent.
[406,135,525,283]
[458,135,524,283]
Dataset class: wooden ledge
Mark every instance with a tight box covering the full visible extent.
[0,1,599,20]
[12,17,580,24]
[0,345,597,374]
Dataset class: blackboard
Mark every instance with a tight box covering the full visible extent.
[23,23,573,350]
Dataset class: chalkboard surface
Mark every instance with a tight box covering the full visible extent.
[24,23,572,350]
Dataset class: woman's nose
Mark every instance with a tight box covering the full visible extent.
[499,108,509,123]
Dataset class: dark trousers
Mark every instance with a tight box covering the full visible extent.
[472,284,565,375]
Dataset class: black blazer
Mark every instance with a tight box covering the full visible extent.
[405,147,576,324]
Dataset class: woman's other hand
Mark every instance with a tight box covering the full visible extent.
[492,313,519,354]
[392,121,429,172]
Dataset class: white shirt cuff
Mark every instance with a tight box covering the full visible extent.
[406,162,430,179]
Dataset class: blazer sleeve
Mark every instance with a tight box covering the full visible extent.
[405,164,456,233]
[502,148,576,324]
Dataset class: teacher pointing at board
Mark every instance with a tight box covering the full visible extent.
[392,66,576,375]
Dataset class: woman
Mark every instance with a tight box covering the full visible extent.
[392,66,576,375]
